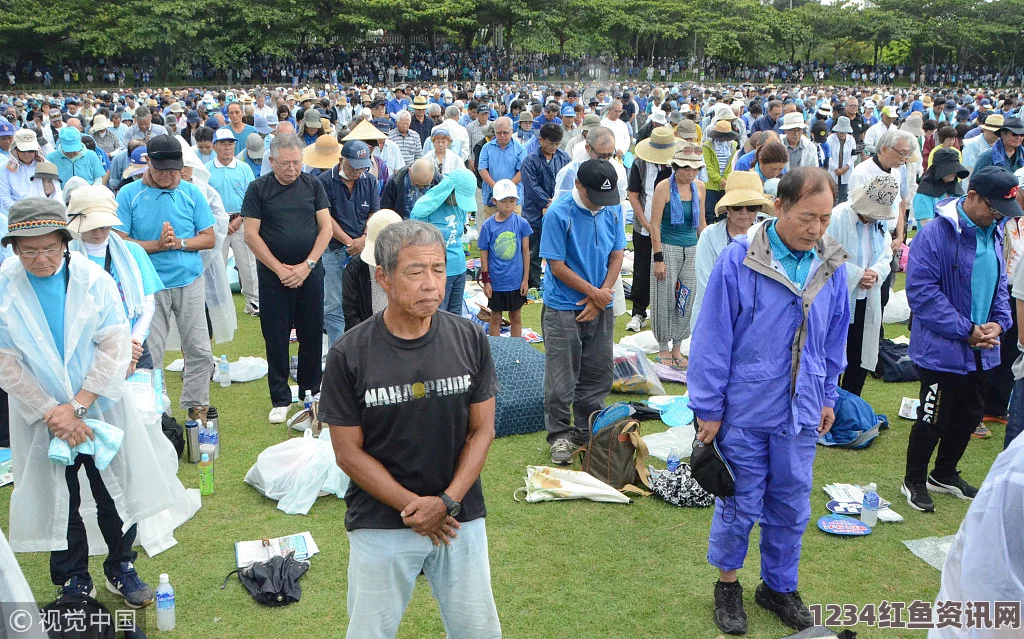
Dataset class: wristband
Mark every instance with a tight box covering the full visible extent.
[653,252,664,263]
[481,271,490,284]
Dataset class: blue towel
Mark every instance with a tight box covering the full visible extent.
[48,419,124,470]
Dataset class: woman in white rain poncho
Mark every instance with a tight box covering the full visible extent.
[0,198,195,604]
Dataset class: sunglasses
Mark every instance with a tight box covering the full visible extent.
[727,205,762,213]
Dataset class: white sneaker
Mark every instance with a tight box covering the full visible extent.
[268,406,290,424]
[626,314,644,332]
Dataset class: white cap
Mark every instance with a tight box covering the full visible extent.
[492,179,518,202]
[213,127,235,143]
[159,573,170,583]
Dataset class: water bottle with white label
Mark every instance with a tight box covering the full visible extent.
[219,355,231,388]
[666,446,681,473]
[861,483,879,527]
[155,573,175,631]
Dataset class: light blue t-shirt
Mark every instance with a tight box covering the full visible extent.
[540,191,628,311]
[912,193,940,223]
[230,124,259,155]
[206,159,255,214]
[115,180,214,289]
[478,213,532,292]
[417,202,467,277]
[88,240,164,330]
[958,201,998,326]
[26,263,66,360]
[478,140,526,207]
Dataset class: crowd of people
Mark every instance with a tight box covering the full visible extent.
[8,46,1024,90]
[2,74,1024,637]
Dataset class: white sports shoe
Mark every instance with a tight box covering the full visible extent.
[269,406,290,424]
[626,314,644,332]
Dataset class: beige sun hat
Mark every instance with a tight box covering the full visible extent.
[633,127,677,165]
[302,135,341,169]
[66,185,122,235]
[361,209,403,267]
[669,141,704,169]
[848,174,899,221]
[714,170,774,215]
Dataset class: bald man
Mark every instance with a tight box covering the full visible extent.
[381,157,442,219]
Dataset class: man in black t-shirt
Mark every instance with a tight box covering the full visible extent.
[242,133,333,425]
[319,220,501,639]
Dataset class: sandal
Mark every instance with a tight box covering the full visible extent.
[653,354,675,367]
[672,356,688,370]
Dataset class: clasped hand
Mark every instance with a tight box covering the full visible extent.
[401,496,461,545]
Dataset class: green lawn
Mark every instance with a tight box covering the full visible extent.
[0,271,1004,639]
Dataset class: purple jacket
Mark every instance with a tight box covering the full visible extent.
[907,198,1012,374]
[688,222,850,434]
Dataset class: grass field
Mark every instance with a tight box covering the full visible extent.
[0,268,1004,639]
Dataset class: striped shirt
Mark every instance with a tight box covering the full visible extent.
[388,128,423,166]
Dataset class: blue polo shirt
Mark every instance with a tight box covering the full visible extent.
[206,158,255,214]
[958,200,998,325]
[317,167,380,250]
[46,149,105,185]
[767,219,814,288]
[115,180,214,289]
[229,124,259,155]
[26,263,66,360]
[540,191,627,311]
[478,139,526,207]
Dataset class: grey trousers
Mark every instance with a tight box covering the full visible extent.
[147,277,213,409]
[542,306,615,445]
[650,243,697,352]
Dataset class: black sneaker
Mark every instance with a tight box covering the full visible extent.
[105,562,154,609]
[59,576,96,599]
[927,473,978,500]
[901,481,935,512]
[714,580,748,635]
[755,582,813,631]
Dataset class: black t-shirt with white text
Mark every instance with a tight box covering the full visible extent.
[317,311,499,531]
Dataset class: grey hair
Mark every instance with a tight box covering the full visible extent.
[134,106,150,119]
[586,126,614,148]
[395,110,412,123]
[876,130,916,153]
[375,220,446,277]
[444,105,460,120]
[427,103,442,116]
[269,133,304,159]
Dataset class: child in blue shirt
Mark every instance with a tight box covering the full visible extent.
[478,179,531,337]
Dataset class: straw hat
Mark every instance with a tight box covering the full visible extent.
[714,171,773,215]
[302,135,341,169]
[66,185,122,235]
[91,114,112,131]
[669,141,704,170]
[981,113,1006,133]
[849,174,899,221]
[342,119,388,142]
[634,127,678,165]
[361,209,403,267]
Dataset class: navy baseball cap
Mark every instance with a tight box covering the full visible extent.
[971,167,1023,217]
[341,140,372,169]
[370,117,392,133]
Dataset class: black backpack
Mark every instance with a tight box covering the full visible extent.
[161,414,184,459]
[40,594,125,639]
[874,339,920,383]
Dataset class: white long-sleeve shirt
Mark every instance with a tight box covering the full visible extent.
[0,160,60,213]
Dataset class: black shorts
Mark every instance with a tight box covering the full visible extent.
[488,290,526,313]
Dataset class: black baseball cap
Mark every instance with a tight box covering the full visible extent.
[146,135,184,171]
[370,98,387,110]
[971,167,1023,217]
[577,159,619,207]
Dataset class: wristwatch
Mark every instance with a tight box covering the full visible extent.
[179,238,188,251]
[439,492,461,517]
[70,399,88,419]
[306,259,316,270]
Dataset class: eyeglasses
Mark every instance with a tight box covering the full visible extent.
[727,205,762,213]
[593,150,614,160]
[982,198,1004,218]
[19,247,62,259]
[891,147,913,159]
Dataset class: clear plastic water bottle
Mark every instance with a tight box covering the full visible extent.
[304,390,313,412]
[219,355,231,388]
[861,483,879,527]
[155,573,175,631]
[205,412,220,459]
[666,446,681,473]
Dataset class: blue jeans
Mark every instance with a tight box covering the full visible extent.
[442,273,466,315]
[1006,379,1024,449]
[345,518,501,639]
[322,247,348,347]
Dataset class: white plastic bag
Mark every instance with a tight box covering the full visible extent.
[212,356,269,383]
[277,437,335,515]
[883,289,910,324]
[244,430,320,501]
[643,424,697,462]
[514,466,630,503]
[618,330,659,354]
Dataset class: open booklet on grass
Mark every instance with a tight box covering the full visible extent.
[235,531,319,568]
